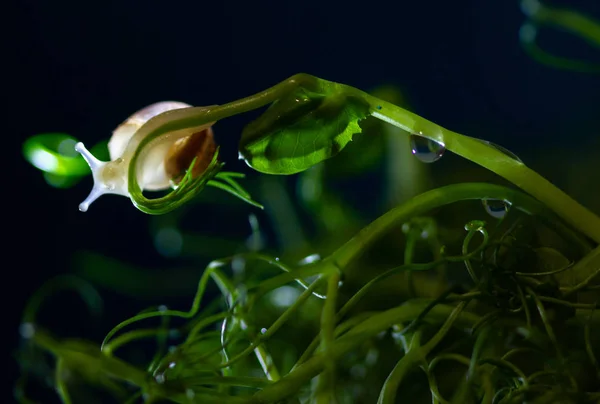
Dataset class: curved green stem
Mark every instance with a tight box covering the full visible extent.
[519,0,600,74]
[378,302,467,404]
[315,271,340,403]
[126,74,320,212]
[246,301,479,404]
[342,85,600,243]
[329,183,592,270]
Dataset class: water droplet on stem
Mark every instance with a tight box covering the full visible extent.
[482,199,511,219]
[410,134,445,163]
[473,138,523,163]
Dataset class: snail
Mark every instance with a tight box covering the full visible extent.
[75,101,217,212]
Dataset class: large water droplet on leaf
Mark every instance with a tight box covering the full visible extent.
[482,199,511,219]
[410,134,445,163]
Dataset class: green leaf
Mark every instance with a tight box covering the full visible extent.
[238,87,370,175]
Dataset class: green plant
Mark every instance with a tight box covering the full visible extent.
[19,69,600,403]
[519,0,600,73]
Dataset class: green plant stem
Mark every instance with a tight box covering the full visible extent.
[561,244,600,297]
[245,301,479,403]
[55,358,73,404]
[348,86,600,243]
[124,73,600,242]
[330,183,591,270]
[315,271,340,403]
[525,0,600,48]
[31,328,148,390]
[377,301,467,404]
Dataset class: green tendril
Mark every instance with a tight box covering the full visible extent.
[520,0,600,73]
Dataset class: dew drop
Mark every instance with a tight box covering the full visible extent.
[474,139,523,163]
[298,254,321,265]
[19,323,35,339]
[269,286,300,308]
[260,327,267,334]
[410,134,445,163]
[154,227,183,258]
[482,199,511,219]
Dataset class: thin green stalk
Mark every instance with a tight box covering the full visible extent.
[377,301,467,404]
[315,271,340,403]
[330,183,591,270]
[351,85,600,243]
[246,302,479,403]
[114,73,600,242]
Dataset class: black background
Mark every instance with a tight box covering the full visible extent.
[7,0,600,401]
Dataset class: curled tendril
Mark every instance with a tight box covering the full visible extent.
[519,0,600,73]
[461,220,489,284]
[129,151,263,215]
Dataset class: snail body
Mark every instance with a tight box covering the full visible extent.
[75,101,217,212]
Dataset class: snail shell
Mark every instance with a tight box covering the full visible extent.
[75,101,217,212]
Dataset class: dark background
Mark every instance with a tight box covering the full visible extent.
[8,0,600,401]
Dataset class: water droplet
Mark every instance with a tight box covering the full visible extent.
[298,254,321,265]
[158,305,168,312]
[260,327,267,334]
[168,362,177,369]
[232,256,246,276]
[474,139,523,163]
[155,373,166,384]
[482,199,511,219]
[19,323,35,339]
[154,227,183,258]
[410,134,445,163]
[269,285,300,308]
[57,138,79,157]
[521,0,541,16]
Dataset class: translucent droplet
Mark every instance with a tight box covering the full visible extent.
[260,327,267,334]
[154,227,183,258]
[232,256,246,276]
[297,254,321,265]
[269,286,300,308]
[482,199,511,219]
[410,134,445,163]
[474,139,523,163]
[19,323,35,339]
[520,0,541,17]
[57,138,79,157]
